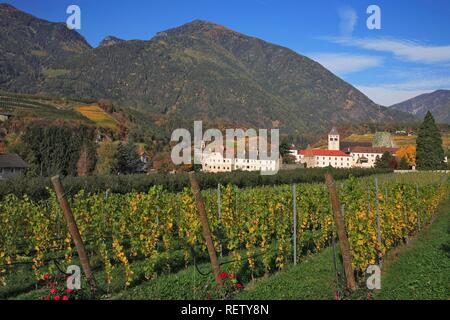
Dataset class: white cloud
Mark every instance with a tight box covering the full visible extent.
[338,7,358,37]
[356,86,432,106]
[356,77,450,105]
[356,70,450,105]
[309,53,383,75]
[329,37,450,64]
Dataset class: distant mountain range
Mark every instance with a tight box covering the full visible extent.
[0,3,416,134]
[391,90,450,124]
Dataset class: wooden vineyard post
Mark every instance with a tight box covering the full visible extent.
[51,176,98,297]
[292,184,297,265]
[324,173,356,291]
[189,172,222,288]
[375,177,383,266]
[416,184,421,231]
[218,184,223,258]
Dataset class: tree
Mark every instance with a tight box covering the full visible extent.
[396,144,416,166]
[117,142,141,174]
[279,141,291,158]
[22,125,95,177]
[95,141,119,175]
[398,156,409,170]
[375,151,397,169]
[77,145,96,176]
[416,111,445,170]
[282,154,296,164]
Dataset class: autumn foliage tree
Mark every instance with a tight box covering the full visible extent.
[95,141,119,175]
[396,144,416,166]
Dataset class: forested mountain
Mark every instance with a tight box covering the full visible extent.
[0,4,415,134]
[391,90,450,124]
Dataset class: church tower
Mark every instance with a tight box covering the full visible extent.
[328,127,340,150]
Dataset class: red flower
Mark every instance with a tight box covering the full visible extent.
[50,288,57,294]
[43,274,49,281]
[236,283,243,289]
[54,295,60,301]
[219,272,229,280]
[66,288,72,294]
[62,296,69,301]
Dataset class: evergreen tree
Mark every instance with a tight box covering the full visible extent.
[375,152,397,169]
[416,111,445,170]
[279,141,291,158]
[117,142,141,174]
[22,125,96,177]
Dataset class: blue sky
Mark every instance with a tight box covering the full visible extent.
[5,0,450,105]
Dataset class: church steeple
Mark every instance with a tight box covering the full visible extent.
[328,127,340,150]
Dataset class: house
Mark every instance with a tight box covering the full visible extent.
[295,127,398,169]
[0,153,28,179]
[298,148,352,168]
[296,128,352,168]
[201,151,280,173]
[136,151,149,173]
[0,112,13,122]
[346,146,399,168]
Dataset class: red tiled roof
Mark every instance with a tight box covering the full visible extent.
[349,147,398,154]
[299,149,351,157]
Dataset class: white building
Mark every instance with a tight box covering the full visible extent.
[345,146,399,168]
[298,149,352,168]
[201,151,279,173]
[294,128,398,169]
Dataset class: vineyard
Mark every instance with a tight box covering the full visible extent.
[0,92,90,122]
[0,172,448,299]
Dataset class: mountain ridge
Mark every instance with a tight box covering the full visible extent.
[0,4,416,134]
[390,90,450,124]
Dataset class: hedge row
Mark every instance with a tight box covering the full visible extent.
[0,167,392,200]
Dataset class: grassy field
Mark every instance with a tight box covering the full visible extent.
[76,105,118,129]
[235,248,337,300]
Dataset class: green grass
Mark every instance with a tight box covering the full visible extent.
[110,261,217,300]
[235,248,336,300]
[5,249,208,300]
[375,197,450,300]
